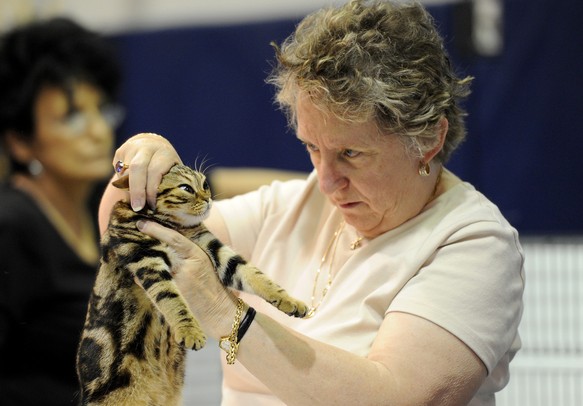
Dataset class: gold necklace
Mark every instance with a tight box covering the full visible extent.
[429,167,443,203]
[350,235,364,250]
[306,221,345,318]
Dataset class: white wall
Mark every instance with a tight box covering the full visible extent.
[0,0,462,33]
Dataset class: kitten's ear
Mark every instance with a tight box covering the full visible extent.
[112,175,130,190]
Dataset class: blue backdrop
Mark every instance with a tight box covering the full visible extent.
[111,0,583,234]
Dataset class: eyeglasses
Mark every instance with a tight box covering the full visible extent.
[60,104,125,135]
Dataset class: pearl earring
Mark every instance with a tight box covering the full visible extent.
[27,159,43,177]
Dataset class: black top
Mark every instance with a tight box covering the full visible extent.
[0,182,103,405]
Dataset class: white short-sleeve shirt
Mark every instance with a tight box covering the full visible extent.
[214,169,525,406]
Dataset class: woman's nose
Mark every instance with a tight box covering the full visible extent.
[316,157,347,195]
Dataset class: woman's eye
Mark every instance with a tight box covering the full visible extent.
[62,110,86,133]
[100,103,125,129]
[303,142,319,153]
[343,149,360,158]
[179,184,195,194]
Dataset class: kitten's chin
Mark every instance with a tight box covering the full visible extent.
[168,199,212,227]
[180,208,211,227]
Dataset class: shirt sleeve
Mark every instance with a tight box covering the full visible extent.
[214,177,310,260]
[388,219,525,374]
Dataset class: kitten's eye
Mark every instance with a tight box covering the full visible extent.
[179,184,195,194]
[202,180,210,191]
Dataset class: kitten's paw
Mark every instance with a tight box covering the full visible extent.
[242,270,309,317]
[175,325,206,350]
[271,296,309,318]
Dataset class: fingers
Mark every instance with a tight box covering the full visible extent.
[113,133,182,211]
[136,220,203,259]
[136,219,236,338]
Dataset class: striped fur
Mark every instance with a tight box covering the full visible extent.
[76,164,307,406]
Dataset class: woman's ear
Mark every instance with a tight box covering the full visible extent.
[423,117,448,163]
[4,131,35,164]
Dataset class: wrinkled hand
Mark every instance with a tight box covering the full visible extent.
[136,219,236,337]
[136,219,211,277]
[114,133,182,211]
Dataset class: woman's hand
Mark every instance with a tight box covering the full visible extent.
[99,133,182,234]
[136,219,238,337]
[113,133,182,211]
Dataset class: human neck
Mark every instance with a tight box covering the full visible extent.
[12,173,94,236]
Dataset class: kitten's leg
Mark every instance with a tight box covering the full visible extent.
[193,231,308,318]
[129,258,206,350]
[231,261,309,318]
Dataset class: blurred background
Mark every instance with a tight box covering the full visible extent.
[2,0,581,404]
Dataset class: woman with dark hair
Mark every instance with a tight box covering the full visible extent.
[0,17,123,405]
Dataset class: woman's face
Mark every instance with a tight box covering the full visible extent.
[296,95,432,238]
[31,82,116,183]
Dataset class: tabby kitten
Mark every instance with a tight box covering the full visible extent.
[76,164,307,406]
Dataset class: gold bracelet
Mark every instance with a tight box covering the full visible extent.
[218,298,245,365]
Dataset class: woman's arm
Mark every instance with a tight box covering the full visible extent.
[98,175,125,234]
[239,310,485,406]
[137,219,487,406]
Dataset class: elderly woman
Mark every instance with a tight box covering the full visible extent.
[0,18,122,405]
[101,1,524,405]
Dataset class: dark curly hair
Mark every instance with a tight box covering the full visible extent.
[269,0,472,163]
[0,17,121,173]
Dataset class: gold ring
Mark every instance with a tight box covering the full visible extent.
[114,160,129,174]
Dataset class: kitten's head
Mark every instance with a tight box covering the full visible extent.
[113,164,212,227]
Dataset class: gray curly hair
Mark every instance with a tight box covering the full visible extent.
[268,0,472,163]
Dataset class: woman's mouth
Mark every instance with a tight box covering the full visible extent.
[339,201,360,210]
